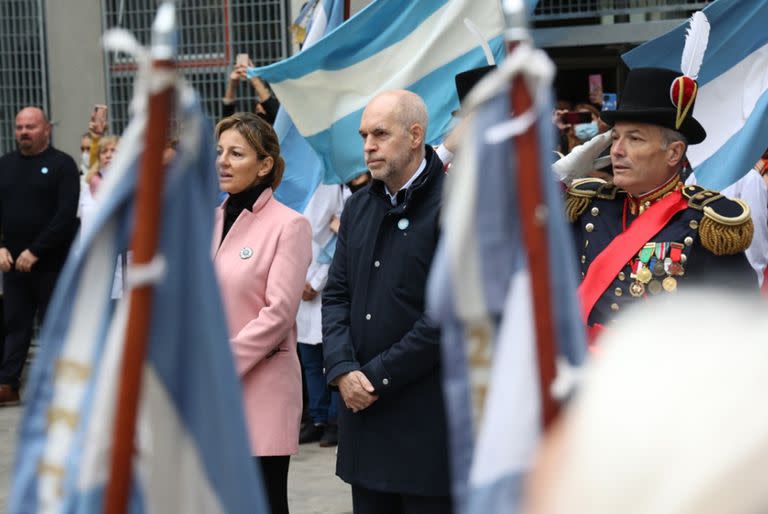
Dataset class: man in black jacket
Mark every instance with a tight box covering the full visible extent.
[322,90,452,514]
[0,107,80,406]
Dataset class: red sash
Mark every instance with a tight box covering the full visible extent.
[578,190,689,323]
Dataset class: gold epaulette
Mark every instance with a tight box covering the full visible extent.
[565,178,606,222]
[682,185,754,255]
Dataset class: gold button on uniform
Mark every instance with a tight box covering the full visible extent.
[590,207,599,216]
[580,255,586,263]
[614,287,623,297]
[681,253,687,264]
[618,272,626,281]
[585,223,594,233]
[684,236,694,246]
[584,240,589,248]
[689,220,699,230]
[610,303,620,312]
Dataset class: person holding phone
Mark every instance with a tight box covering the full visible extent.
[214,112,311,513]
[558,103,605,154]
[222,53,281,125]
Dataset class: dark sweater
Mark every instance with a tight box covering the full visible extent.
[0,146,80,271]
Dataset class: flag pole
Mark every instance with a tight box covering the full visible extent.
[103,3,176,513]
[504,1,560,428]
[344,0,351,21]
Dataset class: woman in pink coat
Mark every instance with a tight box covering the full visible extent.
[213,112,311,514]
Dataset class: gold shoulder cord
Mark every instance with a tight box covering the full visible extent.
[699,199,754,255]
[565,178,605,222]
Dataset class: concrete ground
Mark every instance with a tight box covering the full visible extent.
[0,405,352,513]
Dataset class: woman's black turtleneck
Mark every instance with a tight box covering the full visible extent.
[221,182,269,242]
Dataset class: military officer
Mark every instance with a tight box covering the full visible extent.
[566,67,756,339]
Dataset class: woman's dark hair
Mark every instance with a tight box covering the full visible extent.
[215,112,286,189]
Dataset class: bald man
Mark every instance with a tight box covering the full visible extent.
[322,91,452,513]
[0,107,80,406]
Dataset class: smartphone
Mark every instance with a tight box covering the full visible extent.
[236,53,249,67]
[602,93,617,111]
[589,74,603,94]
[91,104,108,135]
[562,111,592,125]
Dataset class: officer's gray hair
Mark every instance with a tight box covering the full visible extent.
[659,127,687,169]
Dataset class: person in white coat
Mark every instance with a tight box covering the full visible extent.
[297,183,345,446]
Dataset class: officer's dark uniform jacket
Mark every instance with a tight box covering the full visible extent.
[567,175,756,327]
[322,145,450,496]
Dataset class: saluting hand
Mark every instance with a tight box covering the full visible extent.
[15,249,38,272]
[0,248,13,272]
[337,370,378,413]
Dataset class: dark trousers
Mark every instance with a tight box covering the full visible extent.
[0,270,58,389]
[351,485,454,514]
[254,455,290,514]
[298,342,338,424]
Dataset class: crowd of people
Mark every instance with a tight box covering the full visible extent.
[0,48,766,514]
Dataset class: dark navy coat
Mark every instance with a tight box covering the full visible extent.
[570,178,755,327]
[322,145,450,496]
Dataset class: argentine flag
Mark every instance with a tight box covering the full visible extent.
[273,0,344,213]
[428,46,586,514]
[623,0,768,191]
[250,0,506,184]
[8,75,265,512]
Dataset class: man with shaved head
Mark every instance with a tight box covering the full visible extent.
[322,90,453,513]
[0,106,80,406]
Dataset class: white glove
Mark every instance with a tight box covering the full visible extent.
[552,131,612,183]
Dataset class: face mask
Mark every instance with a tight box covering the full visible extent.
[574,121,599,141]
[81,151,90,169]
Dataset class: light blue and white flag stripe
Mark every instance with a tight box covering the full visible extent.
[623,1,768,191]
[250,0,506,184]
[9,81,265,513]
[428,46,586,514]
[273,0,344,213]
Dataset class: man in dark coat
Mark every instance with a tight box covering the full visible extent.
[322,90,452,514]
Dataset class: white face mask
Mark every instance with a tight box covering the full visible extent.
[81,151,90,169]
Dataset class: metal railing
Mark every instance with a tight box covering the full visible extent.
[102,0,290,136]
[533,0,711,21]
[0,0,48,155]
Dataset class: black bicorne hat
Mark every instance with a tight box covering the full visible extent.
[600,67,706,145]
[453,65,496,114]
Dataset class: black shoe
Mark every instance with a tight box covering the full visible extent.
[299,423,325,444]
[319,424,338,447]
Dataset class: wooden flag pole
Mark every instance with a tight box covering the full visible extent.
[103,4,176,514]
[344,0,351,21]
[505,23,560,427]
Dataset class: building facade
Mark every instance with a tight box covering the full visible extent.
[0,0,708,160]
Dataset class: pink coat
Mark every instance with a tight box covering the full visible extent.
[212,188,311,456]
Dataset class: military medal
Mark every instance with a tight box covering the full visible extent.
[636,264,652,284]
[669,242,685,276]
[653,243,668,276]
[662,276,678,292]
[636,243,655,283]
[648,279,662,295]
[629,281,645,297]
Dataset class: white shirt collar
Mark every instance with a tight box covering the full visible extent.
[385,158,427,206]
